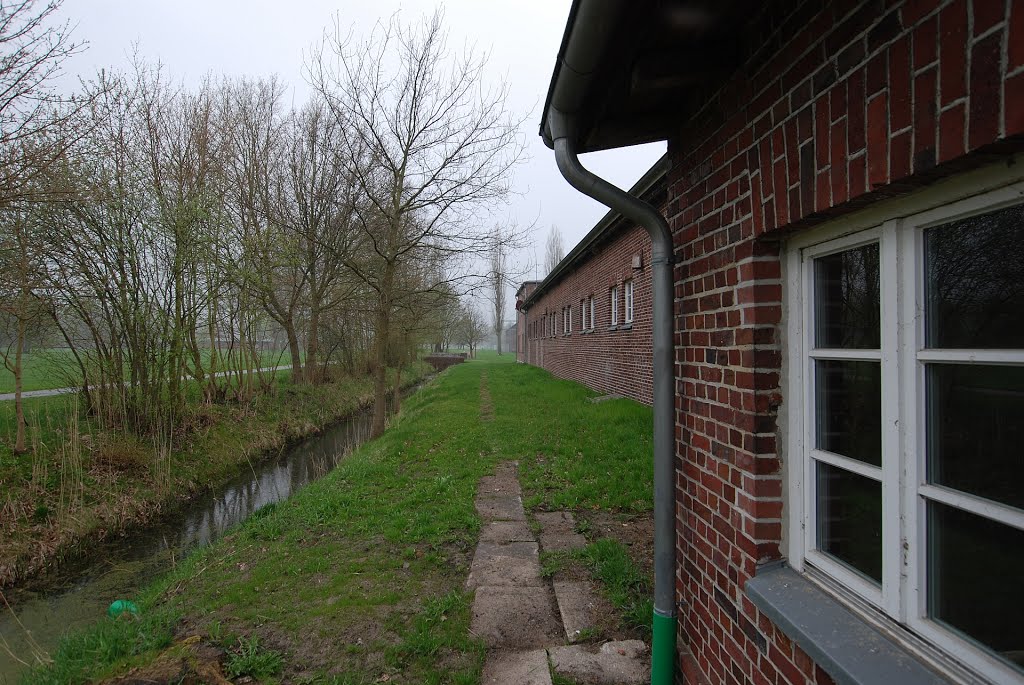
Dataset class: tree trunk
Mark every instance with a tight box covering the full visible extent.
[496,325,502,355]
[13,313,26,454]
[393,364,402,414]
[305,303,320,384]
[285,321,304,384]
[206,297,219,403]
[371,303,389,438]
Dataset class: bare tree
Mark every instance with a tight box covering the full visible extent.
[219,76,309,383]
[486,221,532,355]
[280,98,358,383]
[309,9,524,436]
[0,202,49,453]
[458,303,486,359]
[545,225,565,275]
[489,231,507,355]
[0,0,87,205]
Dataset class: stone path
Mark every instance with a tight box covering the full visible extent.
[469,461,651,685]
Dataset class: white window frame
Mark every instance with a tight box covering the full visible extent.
[589,296,595,330]
[784,162,1024,684]
[624,280,634,323]
[611,286,619,326]
[581,299,587,330]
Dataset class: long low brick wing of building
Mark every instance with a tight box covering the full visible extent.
[517,158,667,405]
[526,2,1024,685]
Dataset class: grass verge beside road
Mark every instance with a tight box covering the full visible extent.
[0,364,429,586]
[22,353,656,684]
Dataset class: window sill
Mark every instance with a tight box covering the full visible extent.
[620,322,633,330]
[745,564,947,685]
[609,325,618,331]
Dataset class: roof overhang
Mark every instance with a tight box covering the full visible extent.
[540,0,752,153]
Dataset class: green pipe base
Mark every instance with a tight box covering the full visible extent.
[651,610,676,685]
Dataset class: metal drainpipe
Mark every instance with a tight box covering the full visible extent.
[548,109,677,685]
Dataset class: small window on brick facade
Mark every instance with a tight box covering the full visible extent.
[786,183,1024,683]
[624,280,634,323]
[589,296,595,330]
[581,299,587,330]
[610,286,619,326]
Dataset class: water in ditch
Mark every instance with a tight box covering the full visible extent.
[0,390,413,682]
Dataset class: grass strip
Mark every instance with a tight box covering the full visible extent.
[23,352,656,684]
[579,539,655,638]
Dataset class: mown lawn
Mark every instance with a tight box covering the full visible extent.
[21,353,655,684]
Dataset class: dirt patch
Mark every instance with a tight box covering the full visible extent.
[478,371,494,422]
[579,510,654,582]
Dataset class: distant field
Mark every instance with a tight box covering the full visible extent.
[0,350,82,394]
[0,349,294,395]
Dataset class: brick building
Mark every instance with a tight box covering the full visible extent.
[529,1,1024,684]
[517,158,666,404]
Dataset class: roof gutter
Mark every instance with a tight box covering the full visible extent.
[545,5,678,679]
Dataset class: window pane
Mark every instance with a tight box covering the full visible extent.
[928,500,1024,673]
[816,461,882,583]
[815,360,881,466]
[925,202,1024,348]
[927,364,1024,510]
[814,243,880,349]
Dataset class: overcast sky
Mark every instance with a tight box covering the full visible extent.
[53,0,664,309]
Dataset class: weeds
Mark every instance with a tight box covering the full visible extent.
[226,635,284,679]
[540,550,573,578]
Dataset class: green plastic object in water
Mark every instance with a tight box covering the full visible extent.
[107,599,139,619]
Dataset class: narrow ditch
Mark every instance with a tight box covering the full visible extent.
[0,382,426,683]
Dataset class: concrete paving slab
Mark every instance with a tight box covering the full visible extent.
[539,530,588,552]
[599,640,648,659]
[481,649,553,685]
[467,542,543,588]
[548,642,650,685]
[479,520,535,544]
[478,474,522,497]
[535,511,577,534]
[471,586,564,648]
[475,494,526,521]
[536,511,586,551]
[553,581,609,642]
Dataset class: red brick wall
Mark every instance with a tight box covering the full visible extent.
[522,222,655,405]
[668,1,1024,684]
